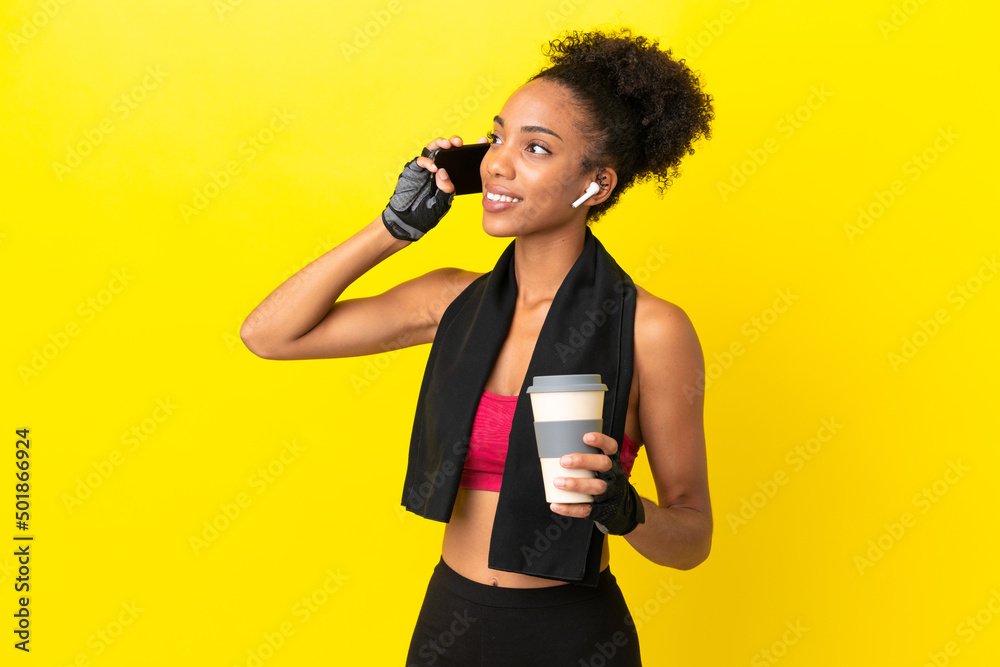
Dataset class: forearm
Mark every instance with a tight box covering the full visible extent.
[623,496,712,570]
[240,214,408,351]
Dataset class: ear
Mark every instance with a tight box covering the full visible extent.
[589,168,618,206]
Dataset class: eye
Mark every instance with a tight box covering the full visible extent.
[486,131,550,155]
[527,142,550,155]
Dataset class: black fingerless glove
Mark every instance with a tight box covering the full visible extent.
[589,449,645,536]
[381,148,454,241]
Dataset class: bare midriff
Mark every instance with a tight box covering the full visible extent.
[441,487,610,588]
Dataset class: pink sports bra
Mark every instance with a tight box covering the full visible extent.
[459,390,641,493]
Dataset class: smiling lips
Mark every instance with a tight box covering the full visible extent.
[485,191,522,203]
[483,186,522,212]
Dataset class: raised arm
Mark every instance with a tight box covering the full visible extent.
[240,136,484,361]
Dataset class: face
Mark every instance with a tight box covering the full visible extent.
[480,78,595,238]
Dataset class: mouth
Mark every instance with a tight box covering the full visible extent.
[483,185,522,212]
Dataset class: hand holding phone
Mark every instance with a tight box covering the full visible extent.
[381,155,455,242]
[423,142,490,196]
[381,136,489,241]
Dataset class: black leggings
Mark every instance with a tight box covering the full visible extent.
[406,557,642,666]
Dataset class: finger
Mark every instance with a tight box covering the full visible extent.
[476,135,488,143]
[415,156,438,171]
[550,502,594,519]
[584,432,618,456]
[559,453,612,473]
[433,136,461,150]
[426,136,452,151]
[554,476,608,496]
[436,168,454,193]
[420,135,464,168]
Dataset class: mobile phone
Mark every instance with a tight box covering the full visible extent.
[426,143,490,196]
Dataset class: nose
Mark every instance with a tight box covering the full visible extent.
[483,142,513,180]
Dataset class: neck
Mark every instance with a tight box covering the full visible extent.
[512,225,587,307]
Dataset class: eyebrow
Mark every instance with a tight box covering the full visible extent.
[494,115,563,141]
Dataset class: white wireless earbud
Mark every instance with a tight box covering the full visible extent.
[571,181,601,208]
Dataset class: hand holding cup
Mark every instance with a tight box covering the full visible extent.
[527,374,608,505]
[549,431,617,517]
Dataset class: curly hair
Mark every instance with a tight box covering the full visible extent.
[529,27,715,223]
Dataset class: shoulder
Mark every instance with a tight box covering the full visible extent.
[634,286,702,357]
[416,268,485,325]
[633,286,705,389]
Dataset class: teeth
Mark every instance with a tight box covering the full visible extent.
[486,192,521,203]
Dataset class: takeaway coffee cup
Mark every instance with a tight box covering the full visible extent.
[527,374,608,503]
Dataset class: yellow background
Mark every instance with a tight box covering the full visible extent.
[3,0,998,664]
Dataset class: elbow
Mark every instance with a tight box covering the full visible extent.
[240,335,268,359]
[239,322,274,359]
[663,516,713,571]
[673,537,712,571]
[682,517,714,569]
[663,546,710,572]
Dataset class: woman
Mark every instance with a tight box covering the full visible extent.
[241,28,714,666]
